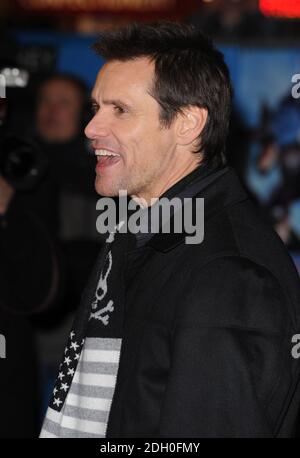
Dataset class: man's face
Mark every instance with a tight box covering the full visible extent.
[85,58,181,202]
[36,79,82,143]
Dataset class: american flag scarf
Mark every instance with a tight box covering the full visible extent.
[40,225,136,438]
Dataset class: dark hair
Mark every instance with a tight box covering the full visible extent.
[92,22,233,167]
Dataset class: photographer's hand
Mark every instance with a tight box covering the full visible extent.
[0,175,15,215]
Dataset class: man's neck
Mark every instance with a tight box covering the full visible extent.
[132,159,204,207]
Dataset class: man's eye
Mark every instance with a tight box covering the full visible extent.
[114,105,126,115]
[91,103,99,114]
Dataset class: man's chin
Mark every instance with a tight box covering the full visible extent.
[95,177,122,197]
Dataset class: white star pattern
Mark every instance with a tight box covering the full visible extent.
[58,372,65,380]
[70,341,79,351]
[64,356,72,366]
[60,383,69,392]
[50,329,85,411]
[53,398,62,407]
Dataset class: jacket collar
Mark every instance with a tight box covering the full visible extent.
[146,165,249,253]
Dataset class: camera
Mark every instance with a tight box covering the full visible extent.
[0,133,48,192]
[0,49,50,192]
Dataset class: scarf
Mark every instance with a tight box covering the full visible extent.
[40,225,136,437]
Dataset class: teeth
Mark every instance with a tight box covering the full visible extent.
[95,149,120,157]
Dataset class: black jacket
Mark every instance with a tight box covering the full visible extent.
[106,165,300,438]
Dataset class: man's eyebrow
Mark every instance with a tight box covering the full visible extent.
[90,97,131,109]
[103,98,131,109]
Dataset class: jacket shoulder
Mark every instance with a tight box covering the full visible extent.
[175,255,292,334]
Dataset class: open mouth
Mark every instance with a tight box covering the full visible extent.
[95,149,122,169]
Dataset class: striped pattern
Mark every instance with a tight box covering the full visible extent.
[40,337,122,438]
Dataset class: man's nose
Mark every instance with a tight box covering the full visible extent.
[84,113,110,139]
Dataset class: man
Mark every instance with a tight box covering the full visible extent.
[40,22,300,438]
[0,88,64,437]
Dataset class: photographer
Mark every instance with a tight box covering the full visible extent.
[0,175,64,437]
[0,77,65,437]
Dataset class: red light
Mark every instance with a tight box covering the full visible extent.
[260,0,300,18]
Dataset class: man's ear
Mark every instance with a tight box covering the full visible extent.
[176,105,208,147]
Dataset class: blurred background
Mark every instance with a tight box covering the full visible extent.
[0,0,300,437]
